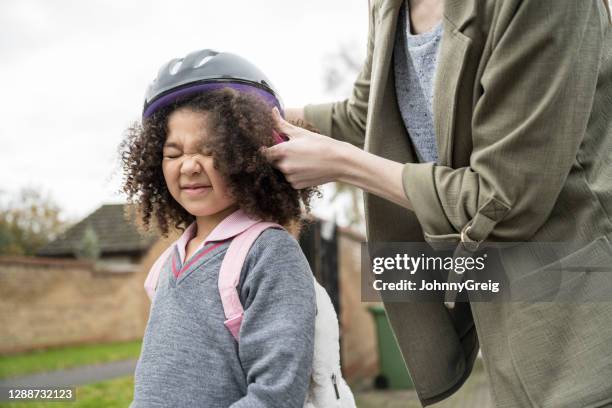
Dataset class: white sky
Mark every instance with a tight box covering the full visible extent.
[0,0,367,224]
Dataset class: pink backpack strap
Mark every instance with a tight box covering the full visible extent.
[144,244,175,301]
[219,222,283,340]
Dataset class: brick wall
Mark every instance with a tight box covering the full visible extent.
[0,256,150,354]
[337,227,381,384]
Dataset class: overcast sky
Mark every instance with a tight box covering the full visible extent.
[0,0,367,224]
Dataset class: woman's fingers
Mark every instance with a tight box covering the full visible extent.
[262,145,304,178]
[261,144,285,163]
[272,107,299,138]
[263,113,345,189]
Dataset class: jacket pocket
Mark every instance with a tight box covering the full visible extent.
[508,235,612,301]
[507,236,612,408]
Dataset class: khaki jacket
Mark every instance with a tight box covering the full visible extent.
[304,0,612,406]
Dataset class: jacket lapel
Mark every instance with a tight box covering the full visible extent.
[370,0,475,168]
[365,0,423,244]
[363,0,476,244]
[433,0,475,167]
[368,0,403,114]
[366,0,416,162]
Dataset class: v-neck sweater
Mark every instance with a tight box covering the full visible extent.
[131,216,316,407]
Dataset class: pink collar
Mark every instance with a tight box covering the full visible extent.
[175,209,260,264]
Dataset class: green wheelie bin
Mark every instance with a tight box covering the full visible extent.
[368,305,414,389]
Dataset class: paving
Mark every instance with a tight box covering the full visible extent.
[0,359,137,388]
[354,358,493,408]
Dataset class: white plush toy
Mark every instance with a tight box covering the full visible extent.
[304,278,356,408]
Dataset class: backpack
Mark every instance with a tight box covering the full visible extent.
[144,221,356,408]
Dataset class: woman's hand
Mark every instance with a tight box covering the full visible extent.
[265,107,414,211]
[263,107,352,189]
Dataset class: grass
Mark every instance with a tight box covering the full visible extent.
[0,341,142,380]
[0,341,492,407]
[0,376,134,408]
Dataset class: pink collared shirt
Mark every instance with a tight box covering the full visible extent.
[143,209,261,300]
[175,209,260,265]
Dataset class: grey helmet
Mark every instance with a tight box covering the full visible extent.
[142,49,284,118]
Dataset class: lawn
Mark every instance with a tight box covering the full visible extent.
[0,375,134,408]
[0,341,492,408]
[0,341,142,380]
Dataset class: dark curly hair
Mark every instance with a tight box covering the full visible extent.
[119,88,319,237]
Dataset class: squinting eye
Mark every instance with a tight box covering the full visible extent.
[199,146,213,156]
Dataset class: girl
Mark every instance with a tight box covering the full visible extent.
[120,49,319,407]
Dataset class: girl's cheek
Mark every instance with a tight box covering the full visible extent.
[161,164,178,193]
[162,160,178,175]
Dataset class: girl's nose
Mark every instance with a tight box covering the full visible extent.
[180,154,202,175]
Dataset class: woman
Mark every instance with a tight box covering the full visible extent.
[265,0,612,407]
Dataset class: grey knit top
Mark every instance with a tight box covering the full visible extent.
[130,228,316,408]
[394,0,443,163]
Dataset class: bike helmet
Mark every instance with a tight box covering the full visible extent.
[142,49,284,119]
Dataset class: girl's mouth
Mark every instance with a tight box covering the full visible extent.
[181,186,212,197]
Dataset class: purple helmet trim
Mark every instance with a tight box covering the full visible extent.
[142,82,282,118]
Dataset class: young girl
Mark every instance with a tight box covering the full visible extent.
[120,49,319,407]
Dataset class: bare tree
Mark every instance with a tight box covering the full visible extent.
[321,41,366,232]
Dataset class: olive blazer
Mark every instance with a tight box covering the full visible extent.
[304,0,612,406]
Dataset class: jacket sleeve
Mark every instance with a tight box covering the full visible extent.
[229,229,316,408]
[402,0,606,246]
[302,0,375,149]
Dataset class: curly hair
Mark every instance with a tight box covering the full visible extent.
[119,88,319,237]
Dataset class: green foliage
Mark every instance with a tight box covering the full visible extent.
[0,187,69,256]
[75,224,101,260]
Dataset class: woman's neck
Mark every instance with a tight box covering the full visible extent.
[408,0,443,34]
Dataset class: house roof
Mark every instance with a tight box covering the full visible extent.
[36,203,158,258]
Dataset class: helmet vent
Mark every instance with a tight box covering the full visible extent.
[195,55,215,68]
[169,60,183,75]
[143,49,282,118]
